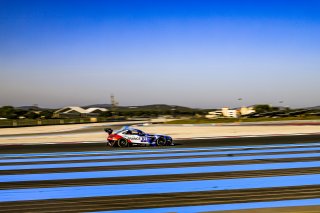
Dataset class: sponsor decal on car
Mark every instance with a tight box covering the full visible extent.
[125,136,141,141]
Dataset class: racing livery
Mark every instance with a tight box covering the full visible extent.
[105,126,173,147]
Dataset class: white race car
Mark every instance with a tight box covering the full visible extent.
[105,126,174,147]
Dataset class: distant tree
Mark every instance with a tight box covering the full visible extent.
[254,105,273,113]
[122,111,135,117]
[40,110,54,119]
[100,111,112,117]
[150,111,159,117]
[143,111,153,117]
[0,106,17,119]
[24,111,40,119]
[164,110,172,115]
[15,109,28,117]
[117,111,124,116]
[134,111,144,117]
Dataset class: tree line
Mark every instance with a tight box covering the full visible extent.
[0,106,54,119]
[0,106,210,119]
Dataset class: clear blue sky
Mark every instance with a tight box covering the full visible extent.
[1,0,320,108]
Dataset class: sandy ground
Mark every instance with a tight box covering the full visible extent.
[1,122,320,145]
[0,121,143,135]
[137,125,320,138]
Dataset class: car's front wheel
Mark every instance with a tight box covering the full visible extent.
[156,137,167,146]
[166,138,174,146]
[117,138,129,147]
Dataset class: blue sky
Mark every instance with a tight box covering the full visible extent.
[1,0,320,108]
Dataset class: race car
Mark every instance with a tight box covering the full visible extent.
[104,126,174,147]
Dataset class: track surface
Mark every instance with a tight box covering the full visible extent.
[1,135,320,212]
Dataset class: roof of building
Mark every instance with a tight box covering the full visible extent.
[55,106,87,114]
[54,106,108,114]
[86,107,108,113]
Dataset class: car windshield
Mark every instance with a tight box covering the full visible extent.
[113,127,145,135]
[133,129,145,135]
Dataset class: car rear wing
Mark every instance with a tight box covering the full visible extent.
[104,128,113,135]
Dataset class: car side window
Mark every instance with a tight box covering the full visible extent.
[131,130,139,135]
[137,130,145,136]
[123,130,132,135]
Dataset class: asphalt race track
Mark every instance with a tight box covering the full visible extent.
[1,135,320,212]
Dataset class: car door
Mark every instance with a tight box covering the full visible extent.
[136,130,149,144]
[122,130,143,144]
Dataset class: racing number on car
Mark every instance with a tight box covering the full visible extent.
[141,137,148,142]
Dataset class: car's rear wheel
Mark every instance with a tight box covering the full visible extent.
[156,137,166,146]
[117,139,128,147]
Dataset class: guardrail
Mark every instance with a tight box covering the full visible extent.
[0,117,126,128]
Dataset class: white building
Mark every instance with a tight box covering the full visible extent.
[205,111,223,119]
[206,106,255,119]
[85,107,109,114]
[206,107,239,119]
[240,106,256,115]
[222,107,239,118]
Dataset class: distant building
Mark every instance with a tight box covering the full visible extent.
[221,107,239,118]
[53,106,108,118]
[206,107,239,119]
[205,111,223,119]
[240,106,256,115]
[85,107,108,114]
[206,106,255,119]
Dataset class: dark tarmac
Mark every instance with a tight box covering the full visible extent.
[0,135,320,212]
[1,134,320,154]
